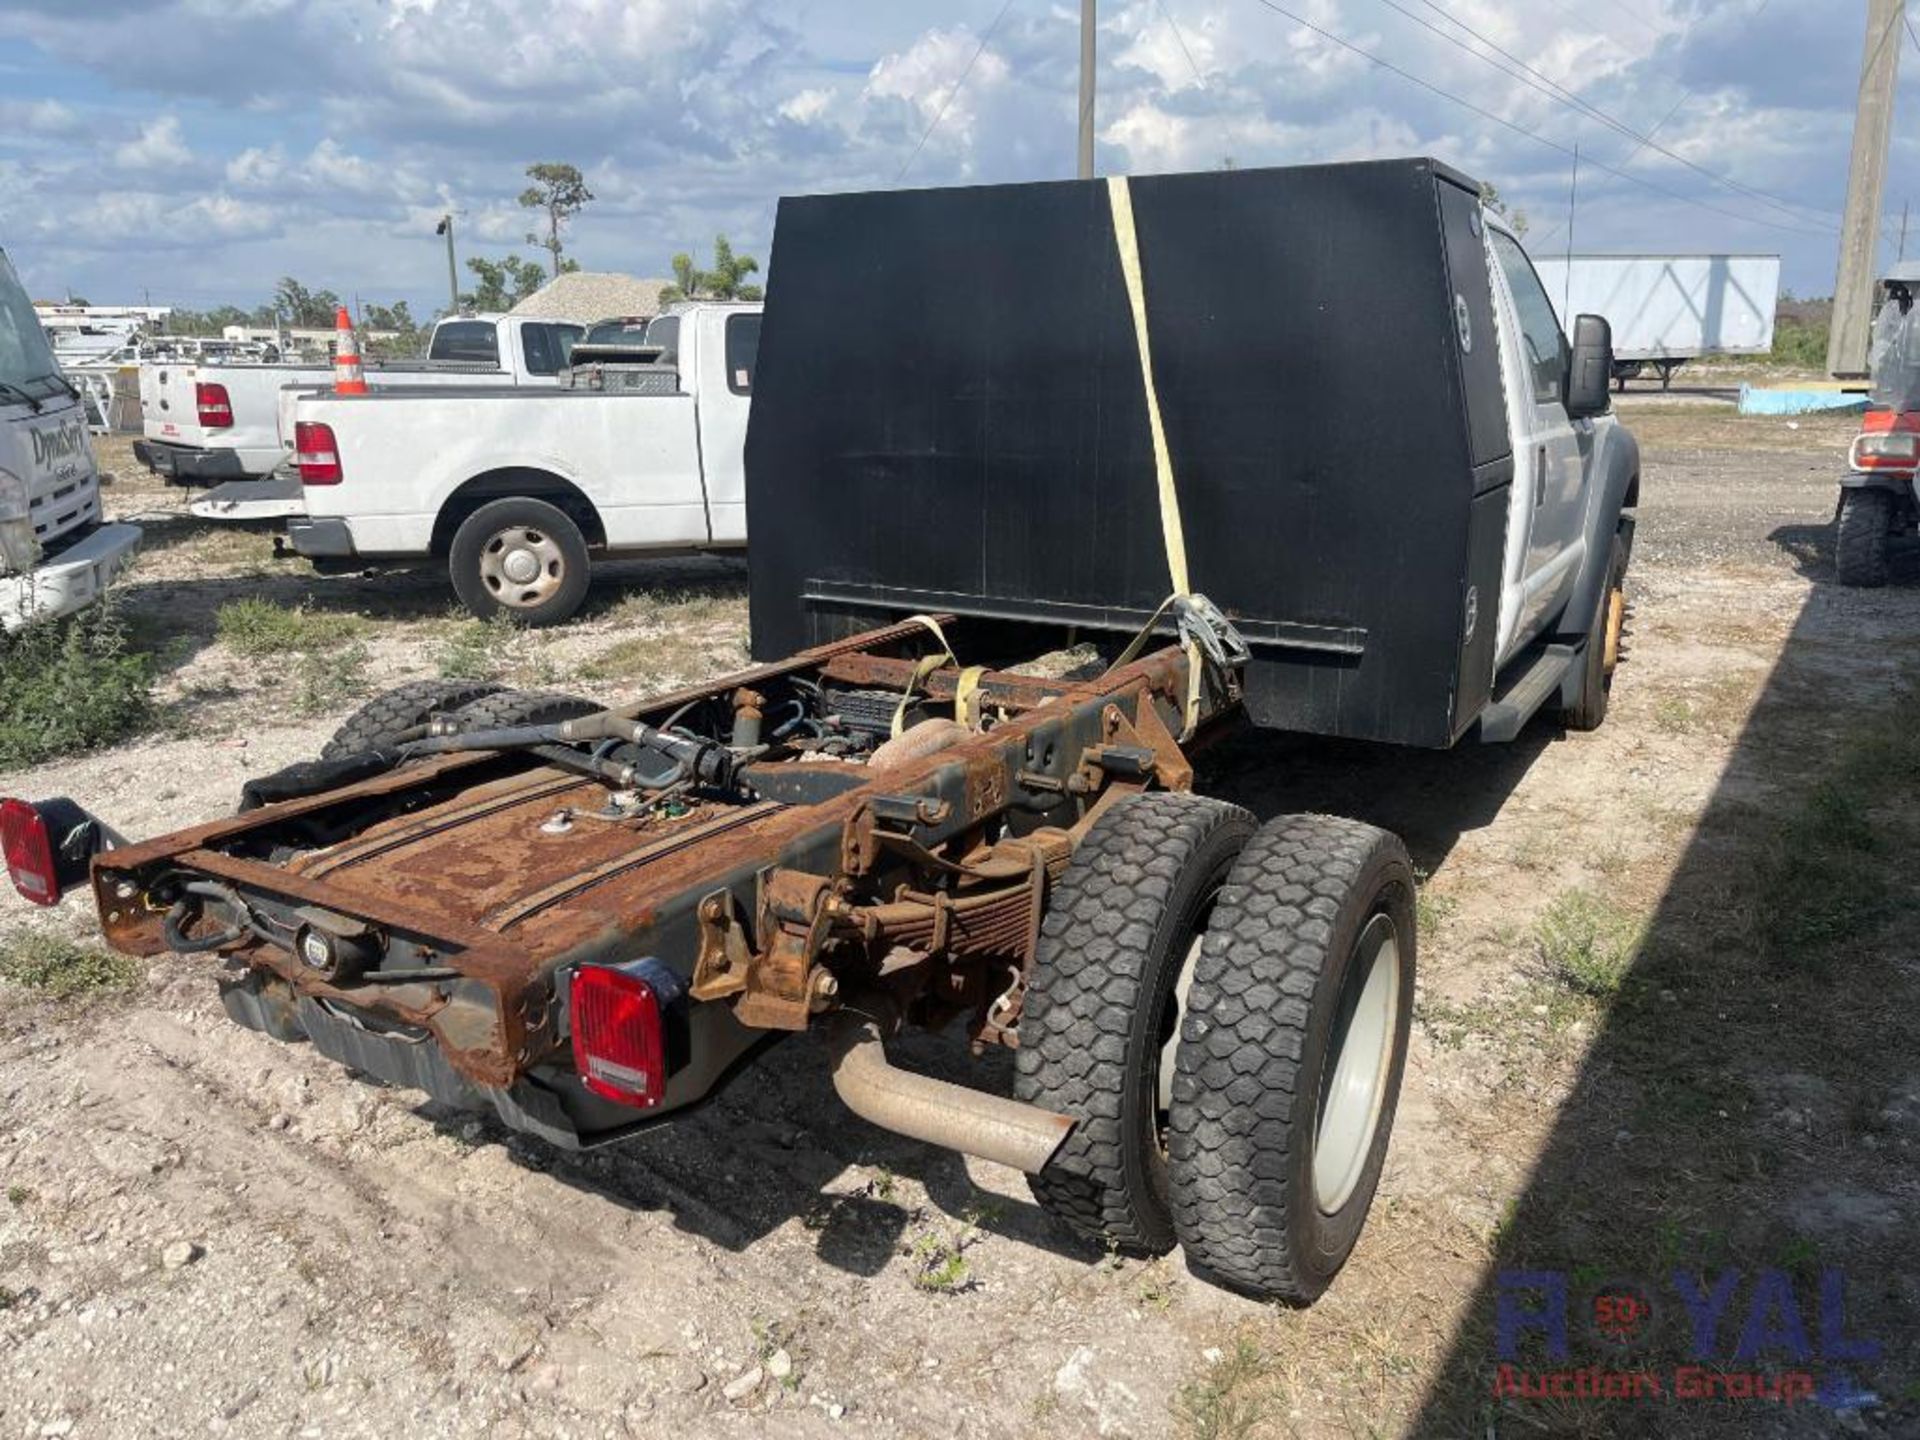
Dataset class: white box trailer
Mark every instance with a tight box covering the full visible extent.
[1531,252,1781,389]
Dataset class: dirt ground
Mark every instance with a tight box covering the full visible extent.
[2,396,1916,1439]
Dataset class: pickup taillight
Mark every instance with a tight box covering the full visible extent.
[294,421,342,484]
[194,381,234,429]
[569,959,686,1109]
[0,798,59,905]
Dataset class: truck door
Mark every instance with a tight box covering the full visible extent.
[1487,229,1587,654]
[693,310,758,540]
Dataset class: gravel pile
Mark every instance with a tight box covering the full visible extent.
[509,271,671,324]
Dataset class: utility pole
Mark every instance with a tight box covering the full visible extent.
[1078,0,1096,179]
[436,213,461,315]
[1828,0,1904,377]
[1901,200,1911,262]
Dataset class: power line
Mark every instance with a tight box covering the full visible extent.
[1154,0,1209,89]
[896,0,1018,184]
[1396,0,1841,232]
[1245,0,1835,239]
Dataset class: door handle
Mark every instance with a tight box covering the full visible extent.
[1533,445,1547,507]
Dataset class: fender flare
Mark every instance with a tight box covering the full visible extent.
[1554,423,1638,654]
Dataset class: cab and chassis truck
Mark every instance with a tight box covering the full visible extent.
[2,159,1638,1302]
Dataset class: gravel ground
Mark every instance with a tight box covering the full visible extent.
[2,396,1916,1438]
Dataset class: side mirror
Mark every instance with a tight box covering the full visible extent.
[1565,313,1612,419]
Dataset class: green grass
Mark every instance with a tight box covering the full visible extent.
[0,599,153,769]
[0,928,141,999]
[1651,695,1696,734]
[215,598,366,657]
[294,641,371,716]
[435,614,519,680]
[1172,1334,1280,1440]
[1534,889,1643,997]
[1767,315,1828,368]
[1414,873,1459,935]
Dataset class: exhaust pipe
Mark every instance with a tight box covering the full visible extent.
[825,998,1075,1174]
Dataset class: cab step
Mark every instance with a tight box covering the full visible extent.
[1474,643,1578,743]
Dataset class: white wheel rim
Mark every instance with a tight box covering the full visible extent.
[479,526,565,608]
[1158,931,1205,1121]
[1312,912,1401,1214]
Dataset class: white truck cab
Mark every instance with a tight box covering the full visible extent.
[0,248,141,632]
[1483,220,1638,683]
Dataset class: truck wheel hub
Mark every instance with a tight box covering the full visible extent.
[481,527,564,603]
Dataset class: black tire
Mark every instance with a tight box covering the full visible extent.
[319,679,505,760]
[449,689,600,731]
[1836,488,1893,588]
[449,497,592,627]
[1015,792,1255,1253]
[1560,532,1628,732]
[1169,814,1416,1304]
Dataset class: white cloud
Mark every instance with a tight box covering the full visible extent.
[866,25,1013,159]
[0,0,1909,307]
[114,114,191,170]
[779,88,835,125]
[225,145,283,188]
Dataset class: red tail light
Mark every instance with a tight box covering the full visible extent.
[570,959,684,1109]
[1,798,60,906]
[194,381,234,429]
[294,421,342,484]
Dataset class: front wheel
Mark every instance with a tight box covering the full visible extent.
[449,497,592,626]
[1168,813,1416,1304]
[1836,488,1895,588]
[1560,532,1628,732]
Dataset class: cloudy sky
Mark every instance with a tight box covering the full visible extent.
[0,0,1915,315]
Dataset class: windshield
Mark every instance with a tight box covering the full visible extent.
[0,250,63,396]
[587,319,650,346]
[430,319,499,364]
[1869,289,1920,412]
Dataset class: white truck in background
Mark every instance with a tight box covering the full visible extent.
[283,303,759,625]
[134,313,586,484]
[1532,252,1781,390]
[0,248,141,632]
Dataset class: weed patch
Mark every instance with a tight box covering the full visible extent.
[1172,1333,1279,1440]
[0,928,141,999]
[295,641,372,715]
[215,598,366,657]
[1535,890,1642,997]
[436,614,519,680]
[0,600,153,769]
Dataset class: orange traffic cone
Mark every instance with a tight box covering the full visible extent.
[332,306,368,395]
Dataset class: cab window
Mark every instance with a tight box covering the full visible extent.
[521,322,583,376]
[725,313,761,395]
[1490,232,1567,407]
[430,320,498,365]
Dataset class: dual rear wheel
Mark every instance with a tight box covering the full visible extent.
[1014,793,1415,1303]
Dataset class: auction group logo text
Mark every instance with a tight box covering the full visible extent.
[1493,1267,1879,1409]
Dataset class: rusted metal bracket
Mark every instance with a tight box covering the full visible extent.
[691,888,752,1001]
[735,869,834,1030]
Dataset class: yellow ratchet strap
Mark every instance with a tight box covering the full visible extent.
[1106,175,1206,738]
[892,614,957,737]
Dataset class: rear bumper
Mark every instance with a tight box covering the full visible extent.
[0,521,142,632]
[285,515,358,558]
[134,438,255,483]
[217,968,660,1151]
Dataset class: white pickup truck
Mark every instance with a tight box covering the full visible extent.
[0,247,141,631]
[284,302,758,624]
[133,313,586,484]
